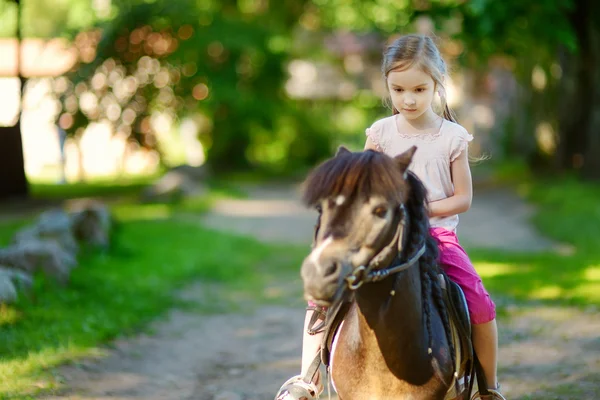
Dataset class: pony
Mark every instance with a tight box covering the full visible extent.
[298,146,473,400]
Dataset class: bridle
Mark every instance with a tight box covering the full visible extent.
[313,202,426,292]
[303,201,428,389]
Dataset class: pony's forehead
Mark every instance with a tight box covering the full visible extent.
[317,192,402,206]
[302,151,408,206]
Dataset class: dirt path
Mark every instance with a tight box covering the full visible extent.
[44,184,599,400]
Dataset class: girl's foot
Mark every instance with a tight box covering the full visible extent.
[274,375,323,400]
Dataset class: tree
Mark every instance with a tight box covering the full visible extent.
[305,0,600,179]
[557,0,600,180]
[59,0,332,174]
[0,0,28,199]
[0,0,98,199]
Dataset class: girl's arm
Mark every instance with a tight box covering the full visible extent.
[364,137,380,151]
[428,148,472,217]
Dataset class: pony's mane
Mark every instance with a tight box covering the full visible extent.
[302,150,409,207]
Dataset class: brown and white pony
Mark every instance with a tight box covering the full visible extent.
[300,146,460,400]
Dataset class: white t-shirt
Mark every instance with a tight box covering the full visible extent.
[366,115,473,232]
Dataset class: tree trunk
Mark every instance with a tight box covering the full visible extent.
[0,118,28,199]
[582,0,600,179]
[0,0,28,199]
[557,0,600,180]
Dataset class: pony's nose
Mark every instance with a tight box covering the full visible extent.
[323,261,341,278]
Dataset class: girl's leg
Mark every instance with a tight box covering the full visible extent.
[301,308,324,378]
[429,228,502,397]
[275,309,325,400]
[472,319,499,388]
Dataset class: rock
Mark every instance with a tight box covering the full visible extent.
[0,266,33,303]
[0,266,33,290]
[0,240,77,285]
[170,164,210,180]
[69,201,112,249]
[141,165,208,203]
[13,209,79,255]
[0,276,17,303]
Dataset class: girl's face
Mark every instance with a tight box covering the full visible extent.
[387,65,436,121]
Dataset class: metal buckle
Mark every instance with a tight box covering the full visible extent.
[346,265,367,290]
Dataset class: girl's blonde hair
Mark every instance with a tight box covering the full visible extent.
[382,34,457,123]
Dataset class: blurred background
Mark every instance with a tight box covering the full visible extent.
[0,0,598,195]
[1,2,600,398]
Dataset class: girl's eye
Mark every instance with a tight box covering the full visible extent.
[395,88,404,92]
[373,206,388,218]
[416,88,425,92]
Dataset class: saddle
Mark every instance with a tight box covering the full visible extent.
[318,273,476,399]
[439,273,474,399]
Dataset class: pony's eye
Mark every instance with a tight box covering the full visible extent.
[315,205,323,214]
[373,206,388,218]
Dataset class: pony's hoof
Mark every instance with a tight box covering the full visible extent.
[274,375,322,400]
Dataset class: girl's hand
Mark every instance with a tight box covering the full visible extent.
[364,137,381,151]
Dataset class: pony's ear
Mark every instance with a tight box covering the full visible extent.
[335,145,352,157]
[394,146,417,177]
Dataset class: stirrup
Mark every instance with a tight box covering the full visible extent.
[274,375,323,400]
[471,387,507,400]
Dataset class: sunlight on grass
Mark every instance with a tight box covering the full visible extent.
[112,203,173,221]
[571,283,600,302]
[531,285,562,299]
[470,178,600,308]
[584,265,600,281]
[474,262,521,278]
[0,304,21,326]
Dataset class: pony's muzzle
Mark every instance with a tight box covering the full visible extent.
[301,258,346,305]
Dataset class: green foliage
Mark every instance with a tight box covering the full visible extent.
[0,0,98,38]
[55,0,333,175]
[0,0,16,37]
[455,0,576,68]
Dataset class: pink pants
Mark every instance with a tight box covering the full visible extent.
[430,227,496,324]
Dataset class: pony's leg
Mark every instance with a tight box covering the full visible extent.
[471,319,498,388]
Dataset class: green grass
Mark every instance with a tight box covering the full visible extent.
[471,177,600,308]
[3,170,598,398]
[29,177,155,200]
[0,216,304,398]
[0,179,303,399]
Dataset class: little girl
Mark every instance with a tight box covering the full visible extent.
[276,34,504,400]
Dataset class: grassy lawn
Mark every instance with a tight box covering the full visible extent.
[1,171,598,398]
[0,181,304,399]
[471,177,600,308]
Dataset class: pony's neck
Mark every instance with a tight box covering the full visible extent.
[354,263,434,383]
